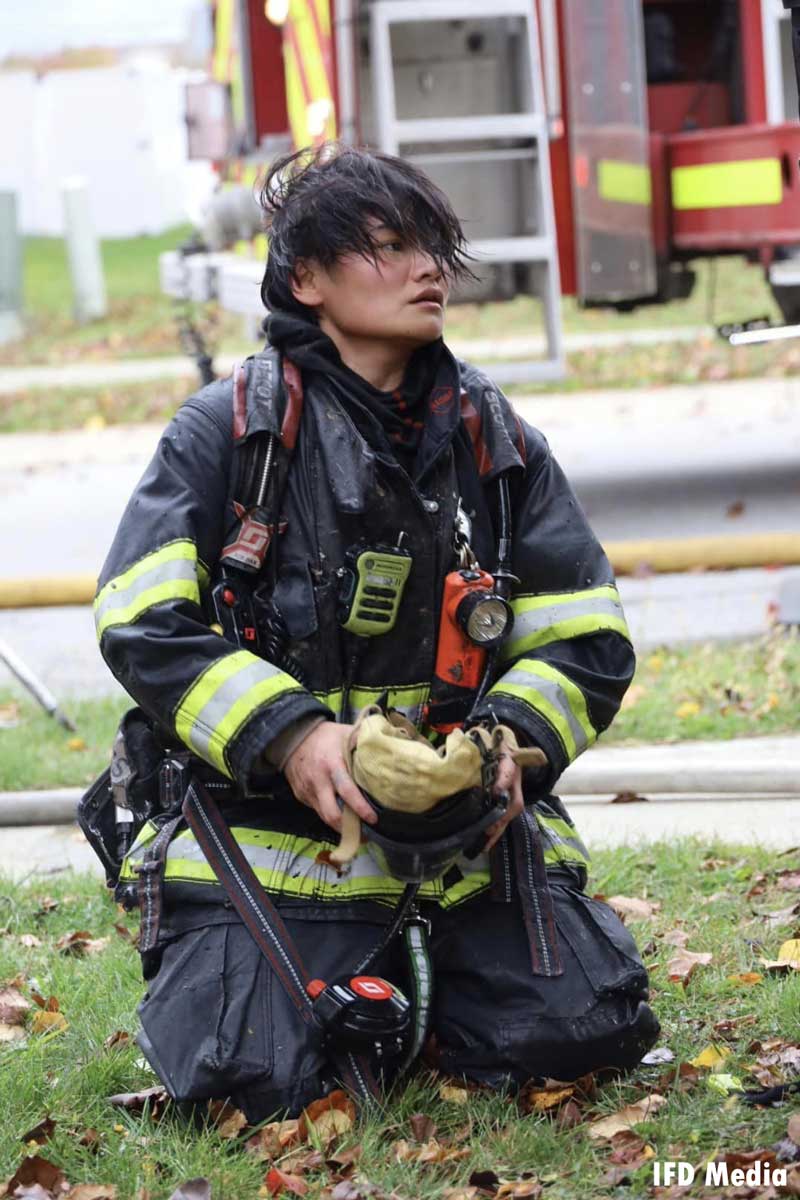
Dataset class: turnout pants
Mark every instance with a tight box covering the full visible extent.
[135,868,659,1121]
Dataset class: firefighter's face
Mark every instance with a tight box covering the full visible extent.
[291,224,449,347]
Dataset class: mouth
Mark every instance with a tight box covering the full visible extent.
[411,288,444,307]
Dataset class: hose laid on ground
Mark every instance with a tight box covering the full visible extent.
[3,534,800,609]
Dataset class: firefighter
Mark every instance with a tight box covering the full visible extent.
[93,145,659,1120]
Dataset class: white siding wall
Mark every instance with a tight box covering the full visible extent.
[0,64,215,236]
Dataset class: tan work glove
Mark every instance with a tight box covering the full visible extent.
[329,705,547,866]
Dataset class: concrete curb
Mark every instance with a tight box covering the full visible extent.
[6,737,799,825]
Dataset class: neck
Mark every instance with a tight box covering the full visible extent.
[319,319,412,391]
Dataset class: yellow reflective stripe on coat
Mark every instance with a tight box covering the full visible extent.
[501,584,629,662]
[120,810,589,906]
[317,683,429,724]
[174,651,304,777]
[672,158,782,209]
[488,659,597,762]
[597,160,652,206]
[94,540,202,640]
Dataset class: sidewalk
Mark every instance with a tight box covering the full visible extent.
[0,326,713,395]
[1,735,797,877]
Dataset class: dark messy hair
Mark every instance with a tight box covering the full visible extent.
[259,143,475,315]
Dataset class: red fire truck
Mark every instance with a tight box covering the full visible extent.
[172,0,800,378]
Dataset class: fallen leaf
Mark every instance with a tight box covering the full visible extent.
[641,1047,674,1065]
[66,1187,118,1199]
[298,1090,356,1145]
[19,934,43,948]
[246,1120,301,1161]
[168,1182,212,1200]
[439,1084,470,1104]
[0,983,31,1041]
[206,1099,248,1139]
[393,1138,470,1166]
[56,931,109,957]
[706,1072,743,1095]
[675,701,700,719]
[610,791,648,804]
[20,1118,56,1146]
[587,1094,666,1140]
[67,737,87,752]
[108,1086,170,1120]
[78,1129,101,1153]
[606,895,660,921]
[264,1166,308,1196]
[760,902,800,929]
[103,1031,130,1052]
[777,871,800,892]
[495,1182,541,1199]
[690,1044,731,1069]
[713,1014,757,1040]
[409,1114,436,1142]
[667,948,712,986]
[5,1155,68,1197]
[727,972,764,985]
[555,1100,584,1129]
[0,701,20,727]
[759,957,800,974]
[30,1009,68,1035]
[656,1061,702,1093]
[726,500,745,518]
[521,1084,576,1113]
[789,1112,800,1144]
[662,930,689,948]
[779,938,800,962]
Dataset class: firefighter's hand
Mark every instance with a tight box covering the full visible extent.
[283,721,378,833]
[483,737,525,853]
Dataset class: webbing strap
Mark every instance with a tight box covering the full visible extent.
[137,814,184,953]
[510,809,563,978]
[398,918,433,1075]
[181,781,382,1102]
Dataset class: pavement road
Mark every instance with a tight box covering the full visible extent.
[2,374,799,697]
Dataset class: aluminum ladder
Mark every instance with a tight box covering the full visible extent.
[369,0,564,384]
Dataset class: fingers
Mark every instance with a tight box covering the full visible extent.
[484,758,524,852]
[332,766,377,825]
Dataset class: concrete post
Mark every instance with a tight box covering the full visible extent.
[0,191,23,345]
[61,176,108,323]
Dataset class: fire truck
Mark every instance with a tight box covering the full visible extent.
[164,0,800,381]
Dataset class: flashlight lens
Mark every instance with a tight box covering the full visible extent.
[465,596,509,644]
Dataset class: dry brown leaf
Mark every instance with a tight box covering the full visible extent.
[712,1014,757,1040]
[496,1182,542,1199]
[0,984,31,1025]
[4,1154,68,1196]
[667,947,712,986]
[609,791,648,805]
[662,930,689,948]
[788,1112,800,1145]
[778,871,800,891]
[555,1100,584,1129]
[393,1138,469,1166]
[408,1114,436,1142]
[587,1094,666,1140]
[606,895,660,922]
[522,1085,575,1112]
[264,1166,308,1195]
[55,931,109,957]
[246,1120,301,1161]
[727,971,764,986]
[66,1187,118,1199]
[438,1084,470,1104]
[20,1117,57,1147]
[207,1099,248,1139]
[298,1090,356,1145]
[761,903,800,928]
[107,1086,170,1120]
[103,1031,130,1053]
[30,1009,68,1035]
[18,934,43,948]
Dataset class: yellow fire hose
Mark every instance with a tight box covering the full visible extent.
[1,533,799,609]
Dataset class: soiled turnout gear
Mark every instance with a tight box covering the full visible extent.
[95,326,657,1106]
[137,871,658,1122]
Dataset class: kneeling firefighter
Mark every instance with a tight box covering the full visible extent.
[82,145,659,1120]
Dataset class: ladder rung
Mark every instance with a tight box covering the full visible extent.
[376,0,531,22]
[407,147,537,167]
[393,113,546,144]
[469,236,554,264]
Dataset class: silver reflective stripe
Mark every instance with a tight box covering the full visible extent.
[166,831,388,884]
[501,666,591,756]
[510,595,623,646]
[187,657,283,761]
[95,556,198,628]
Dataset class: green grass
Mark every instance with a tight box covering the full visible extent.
[2,631,798,794]
[0,378,190,435]
[603,627,800,747]
[0,690,128,792]
[1,842,798,1197]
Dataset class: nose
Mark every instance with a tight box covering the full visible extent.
[411,245,441,280]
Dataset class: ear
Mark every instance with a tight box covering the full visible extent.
[289,258,325,308]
